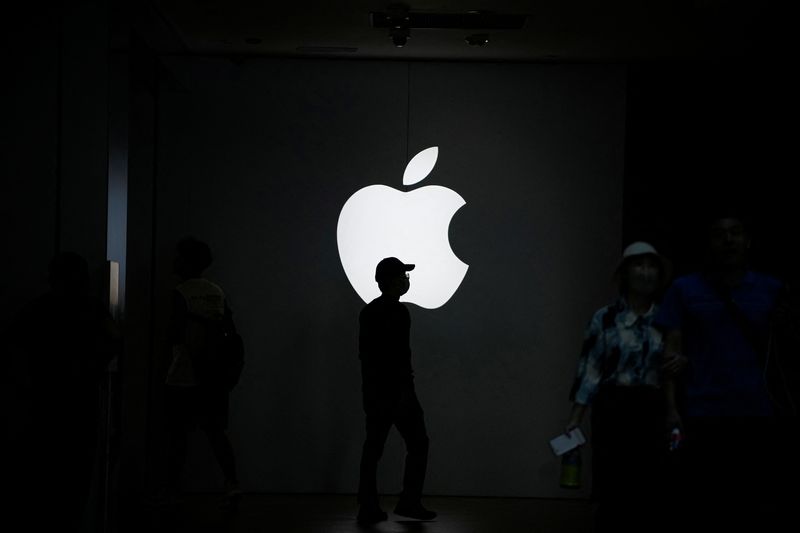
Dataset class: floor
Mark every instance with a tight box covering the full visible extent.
[137,493,595,533]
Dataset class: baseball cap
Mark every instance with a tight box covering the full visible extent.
[375,257,415,283]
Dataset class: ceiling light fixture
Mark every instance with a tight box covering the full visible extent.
[385,3,411,48]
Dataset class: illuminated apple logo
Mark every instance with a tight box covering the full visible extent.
[337,147,468,309]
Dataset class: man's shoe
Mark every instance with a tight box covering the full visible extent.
[393,501,437,520]
[220,488,243,513]
[146,486,184,508]
[357,506,388,524]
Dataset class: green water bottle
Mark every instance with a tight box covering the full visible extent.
[559,448,582,489]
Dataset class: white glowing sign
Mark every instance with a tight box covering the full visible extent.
[337,147,468,309]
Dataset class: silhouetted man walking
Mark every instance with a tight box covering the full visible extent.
[357,257,436,524]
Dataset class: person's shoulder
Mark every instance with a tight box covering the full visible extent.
[360,297,381,316]
[183,277,224,290]
[176,277,225,297]
[671,272,703,288]
[747,270,782,286]
[398,301,411,320]
[746,271,785,294]
[589,301,622,326]
[660,272,705,299]
[593,301,618,317]
[204,278,225,293]
[364,296,381,308]
[360,297,408,316]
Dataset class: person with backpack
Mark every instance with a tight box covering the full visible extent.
[162,237,243,510]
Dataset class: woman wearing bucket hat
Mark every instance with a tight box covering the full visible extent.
[564,241,671,533]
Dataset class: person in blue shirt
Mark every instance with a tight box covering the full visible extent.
[565,241,672,533]
[656,213,788,529]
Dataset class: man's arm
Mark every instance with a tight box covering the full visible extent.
[662,329,687,377]
[662,329,685,429]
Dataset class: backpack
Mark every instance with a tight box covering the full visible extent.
[188,307,245,391]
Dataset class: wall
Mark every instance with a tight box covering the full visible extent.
[154,57,626,497]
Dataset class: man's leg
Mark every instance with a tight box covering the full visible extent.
[683,417,733,529]
[201,388,240,507]
[204,426,241,510]
[394,388,435,520]
[163,387,193,503]
[358,402,393,520]
[205,427,237,484]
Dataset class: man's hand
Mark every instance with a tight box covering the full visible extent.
[661,351,688,377]
[665,407,683,432]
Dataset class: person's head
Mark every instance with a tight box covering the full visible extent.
[615,242,670,298]
[705,214,750,270]
[174,237,213,280]
[48,251,90,294]
[375,257,414,298]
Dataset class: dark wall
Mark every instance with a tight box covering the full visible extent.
[3,10,60,324]
[152,58,626,497]
[3,0,109,320]
[3,2,111,531]
[624,60,796,284]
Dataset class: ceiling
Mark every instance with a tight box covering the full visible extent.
[151,0,780,61]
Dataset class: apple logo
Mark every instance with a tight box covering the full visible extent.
[337,146,468,309]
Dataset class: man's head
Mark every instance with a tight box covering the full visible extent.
[174,237,213,279]
[375,257,414,298]
[706,215,750,270]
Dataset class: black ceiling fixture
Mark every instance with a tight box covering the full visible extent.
[371,5,526,49]
[371,7,527,30]
[382,3,411,47]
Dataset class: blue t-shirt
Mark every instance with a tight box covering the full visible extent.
[655,271,783,417]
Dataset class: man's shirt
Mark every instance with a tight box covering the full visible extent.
[359,295,414,389]
[655,271,783,417]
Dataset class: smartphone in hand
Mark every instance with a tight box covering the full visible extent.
[549,428,586,456]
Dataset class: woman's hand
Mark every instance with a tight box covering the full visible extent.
[565,403,587,435]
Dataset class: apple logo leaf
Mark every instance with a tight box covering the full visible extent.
[403,146,439,186]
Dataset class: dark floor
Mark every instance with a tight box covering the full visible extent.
[138,494,595,533]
